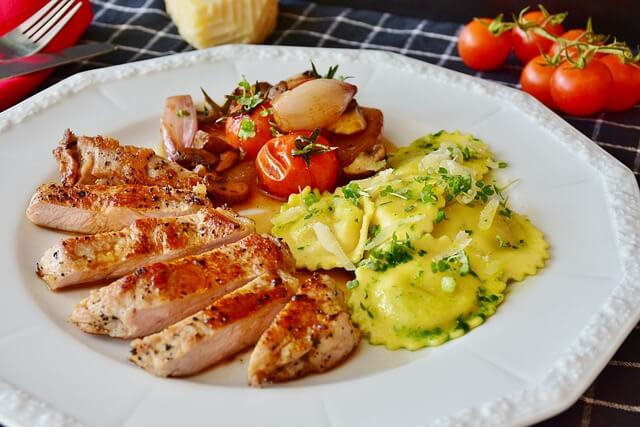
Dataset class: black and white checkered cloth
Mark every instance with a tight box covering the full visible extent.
[39,1,640,426]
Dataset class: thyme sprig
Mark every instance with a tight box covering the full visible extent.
[291,128,337,167]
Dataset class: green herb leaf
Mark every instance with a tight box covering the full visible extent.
[462,146,472,161]
[238,78,251,92]
[380,185,412,200]
[291,128,336,167]
[435,209,446,223]
[368,224,381,239]
[499,205,512,218]
[419,183,438,204]
[234,77,264,112]
[341,182,369,207]
[238,118,256,140]
[361,234,414,272]
[302,191,319,207]
[498,161,508,168]
[259,107,272,117]
[346,279,359,289]
[176,109,190,117]
[200,87,230,118]
[309,61,343,79]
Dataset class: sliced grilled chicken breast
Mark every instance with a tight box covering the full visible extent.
[248,273,361,386]
[36,208,254,290]
[26,183,210,234]
[54,129,203,188]
[70,234,295,338]
[129,271,298,377]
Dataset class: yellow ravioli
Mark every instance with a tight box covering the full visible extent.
[271,187,374,271]
[432,202,549,282]
[349,234,506,350]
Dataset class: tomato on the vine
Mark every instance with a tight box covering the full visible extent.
[599,55,640,112]
[633,63,640,104]
[550,59,612,116]
[225,103,274,159]
[457,18,511,71]
[512,10,565,63]
[548,29,586,58]
[255,129,339,199]
[520,55,558,109]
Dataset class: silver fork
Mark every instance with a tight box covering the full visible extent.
[0,0,82,60]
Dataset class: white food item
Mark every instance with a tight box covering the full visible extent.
[165,0,278,49]
[478,197,500,230]
[312,222,356,271]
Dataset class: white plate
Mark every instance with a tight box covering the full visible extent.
[1,45,639,427]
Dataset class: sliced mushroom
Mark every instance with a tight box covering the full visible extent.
[343,144,387,179]
[215,150,239,172]
[330,107,385,178]
[209,179,250,203]
[193,128,235,154]
[172,147,219,171]
[327,103,367,135]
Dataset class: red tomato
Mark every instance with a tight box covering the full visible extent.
[599,55,640,112]
[457,18,511,71]
[255,131,339,199]
[633,63,640,103]
[512,11,564,63]
[225,103,273,159]
[548,29,585,58]
[520,55,558,109]
[550,59,612,116]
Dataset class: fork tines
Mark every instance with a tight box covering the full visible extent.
[20,0,82,45]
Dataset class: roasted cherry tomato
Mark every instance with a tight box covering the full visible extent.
[225,103,273,159]
[550,59,612,116]
[512,10,564,63]
[599,55,640,112]
[520,55,558,109]
[457,18,512,71]
[255,130,339,199]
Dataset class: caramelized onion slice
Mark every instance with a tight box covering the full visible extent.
[272,79,357,131]
[161,95,197,160]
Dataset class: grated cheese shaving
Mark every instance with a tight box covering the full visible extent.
[271,207,305,226]
[478,198,499,230]
[364,215,426,251]
[312,222,356,271]
[238,208,267,217]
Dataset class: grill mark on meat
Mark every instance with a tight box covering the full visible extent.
[53,129,203,189]
[36,208,254,289]
[69,234,296,338]
[26,183,211,234]
[248,273,361,386]
[128,271,298,377]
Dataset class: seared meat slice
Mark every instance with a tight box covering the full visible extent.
[53,129,203,188]
[248,273,361,386]
[26,183,210,234]
[129,271,297,377]
[70,234,295,338]
[36,208,254,290]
